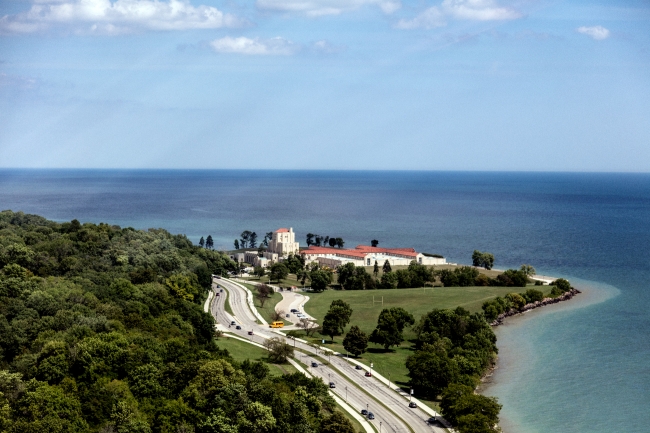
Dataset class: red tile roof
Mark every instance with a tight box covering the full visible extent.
[300,245,419,259]
[275,228,289,233]
[354,245,418,257]
[300,246,367,258]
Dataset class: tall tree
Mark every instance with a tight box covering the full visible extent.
[240,230,252,248]
[234,239,240,250]
[320,411,356,433]
[369,308,415,350]
[323,236,330,246]
[263,232,273,247]
[373,260,379,279]
[249,232,258,248]
[205,235,214,250]
[269,262,289,282]
[306,233,314,246]
[382,260,392,273]
[342,325,368,357]
[328,237,337,247]
[320,299,353,340]
[371,239,379,247]
[315,235,323,247]
[335,238,344,248]
[321,315,341,342]
[308,268,331,292]
[199,237,205,248]
[520,264,536,277]
[262,337,294,363]
[256,284,272,308]
[472,250,494,270]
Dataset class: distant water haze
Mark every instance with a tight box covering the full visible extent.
[1,169,649,433]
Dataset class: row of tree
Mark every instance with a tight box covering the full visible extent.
[0,211,356,433]
[481,278,573,321]
[439,266,533,288]
[305,234,344,248]
[198,235,214,249]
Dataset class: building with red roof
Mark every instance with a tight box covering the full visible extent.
[300,244,445,268]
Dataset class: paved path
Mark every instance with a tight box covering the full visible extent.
[275,290,316,325]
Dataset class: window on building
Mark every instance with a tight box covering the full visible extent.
[367,258,371,265]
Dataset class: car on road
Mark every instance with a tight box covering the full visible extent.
[285,314,290,318]
[216,293,220,296]
[355,365,363,370]
[329,382,335,388]
[247,331,254,335]
[311,362,318,367]
[235,325,241,330]
[220,289,223,292]
[364,371,372,377]
[367,412,375,420]
[290,309,298,313]
[427,417,437,424]
[360,409,368,416]
[408,402,417,408]
[231,321,236,325]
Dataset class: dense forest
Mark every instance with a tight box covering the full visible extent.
[0,211,356,433]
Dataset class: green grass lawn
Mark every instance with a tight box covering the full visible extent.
[240,282,290,326]
[302,285,553,387]
[215,335,298,376]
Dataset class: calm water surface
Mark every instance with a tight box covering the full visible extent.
[1,169,649,433]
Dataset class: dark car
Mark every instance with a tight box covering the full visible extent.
[367,412,375,420]
[290,309,298,313]
[235,325,241,330]
[365,371,372,377]
[408,402,417,408]
[216,293,220,296]
[329,382,335,388]
[311,362,318,367]
[231,321,236,325]
[360,409,368,416]
[427,417,437,424]
[355,365,363,370]
[220,289,223,292]
[285,314,290,318]
[247,331,254,335]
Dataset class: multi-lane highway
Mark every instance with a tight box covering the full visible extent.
[209,277,447,433]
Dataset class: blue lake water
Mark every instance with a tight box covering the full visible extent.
[1,169,649,433]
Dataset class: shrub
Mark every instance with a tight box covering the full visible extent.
[522,289,544,304]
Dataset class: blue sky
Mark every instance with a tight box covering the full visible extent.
[1,0,649,171]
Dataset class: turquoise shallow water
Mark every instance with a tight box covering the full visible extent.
[1,169,649,432]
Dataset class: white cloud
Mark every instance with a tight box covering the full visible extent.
[0,0,242,34]
[210,36,298,55]
[397,0,521,30]
[255,0,401,17]
[312,39,344,53]
[395,6,445,29]
[442,0,521,21]
[577,25,610,41]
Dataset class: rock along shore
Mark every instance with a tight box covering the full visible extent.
[490,288,581,327]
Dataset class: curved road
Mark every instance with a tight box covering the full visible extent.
[210,277,447,433]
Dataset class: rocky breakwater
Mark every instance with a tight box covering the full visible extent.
[490,288,581,326]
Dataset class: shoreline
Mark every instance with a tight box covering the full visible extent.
[479,288,581,385]
[489,288,581,327]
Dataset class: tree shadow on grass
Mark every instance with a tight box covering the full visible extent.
[367,347,395,354]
